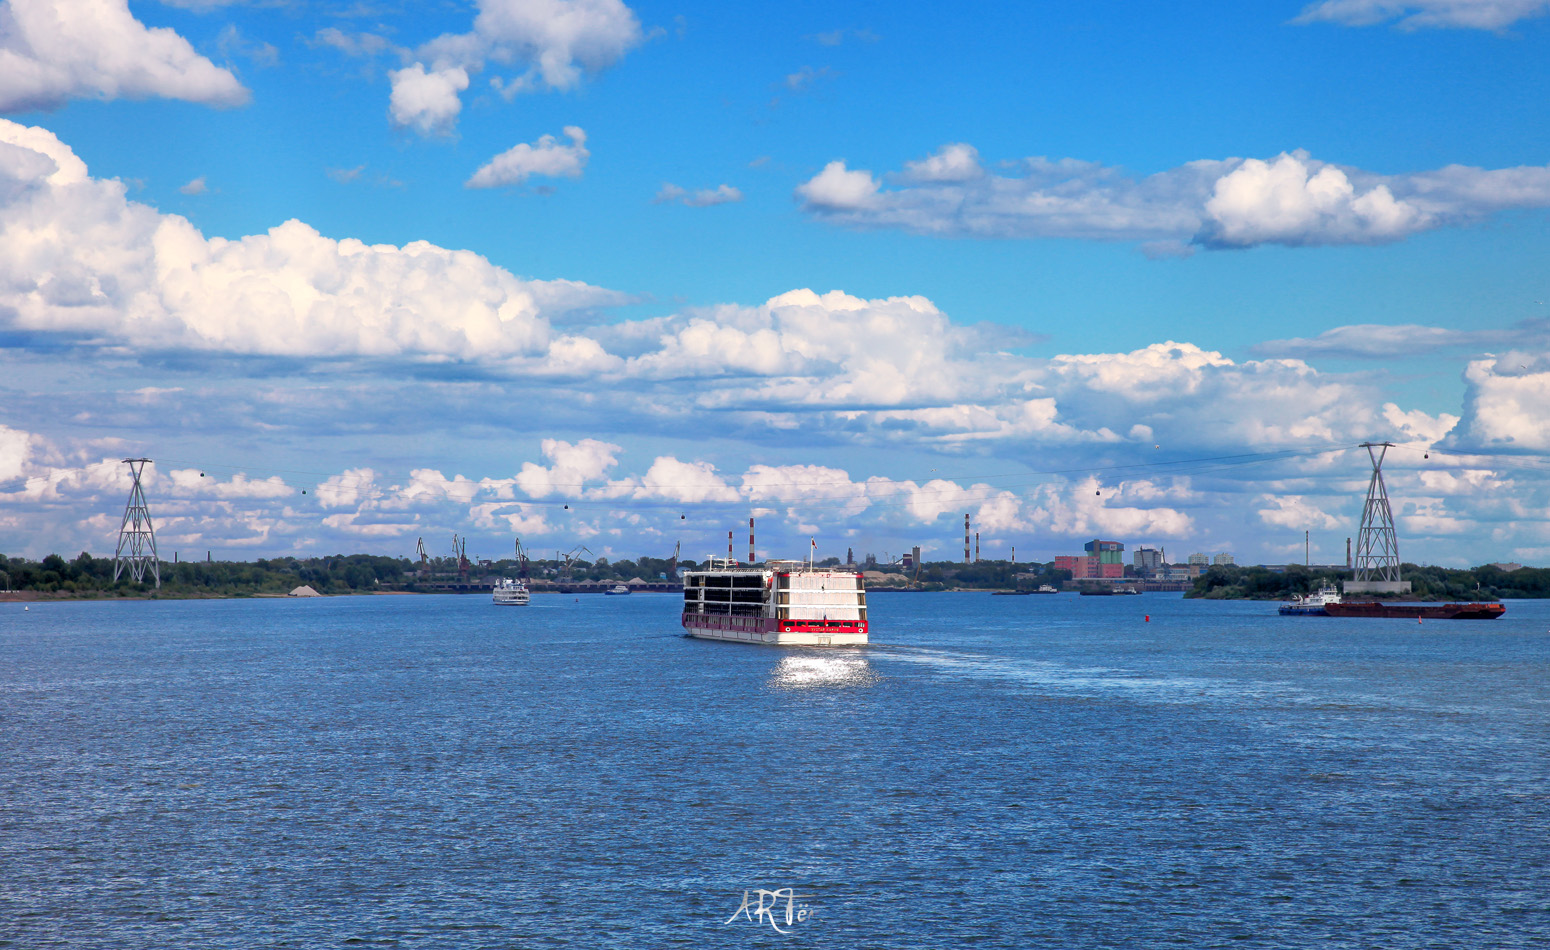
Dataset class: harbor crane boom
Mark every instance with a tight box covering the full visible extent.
[560,544,594,581]
[514,538,530,580]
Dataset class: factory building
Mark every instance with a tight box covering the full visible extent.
[1056,539,1127,579]
[1085,539,1125,564]
[1054,555,1098,578]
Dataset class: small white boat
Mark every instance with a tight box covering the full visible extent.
[604,584,631,595]
[493,577,530,606]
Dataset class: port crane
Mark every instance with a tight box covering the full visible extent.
[667,540,680,580]
[415,537,428,573]
[559,544,593,583]
[452,533,470,580]
[514,538,530,580]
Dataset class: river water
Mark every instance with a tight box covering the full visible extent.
[2,592,1547,948]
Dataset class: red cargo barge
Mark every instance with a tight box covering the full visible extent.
[1323,601,1506,620]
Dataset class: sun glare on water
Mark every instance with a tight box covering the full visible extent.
[768,653,879,690]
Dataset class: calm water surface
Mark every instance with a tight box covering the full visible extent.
[2,592,1547,948]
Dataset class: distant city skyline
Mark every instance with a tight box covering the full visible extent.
[1,1,1548,568]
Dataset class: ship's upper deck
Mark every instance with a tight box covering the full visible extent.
[682,557,857,576]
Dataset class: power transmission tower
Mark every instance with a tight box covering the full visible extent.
[112,458,160,588]
[1351,441,1404,592]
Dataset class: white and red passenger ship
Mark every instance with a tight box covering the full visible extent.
[681,558,869,646]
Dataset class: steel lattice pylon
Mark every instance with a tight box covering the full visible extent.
[1353,441,1400,584]
[112,458,160,588]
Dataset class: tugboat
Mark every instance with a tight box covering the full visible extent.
[1279,586,1341,616]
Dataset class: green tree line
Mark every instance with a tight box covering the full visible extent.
[0,552,412,596]
[0,551,1074,596]
[1186,563,1550,601]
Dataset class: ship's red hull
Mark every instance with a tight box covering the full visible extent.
[681,613,869,636]
[681,613,868,646]
[1323,602,1505,620]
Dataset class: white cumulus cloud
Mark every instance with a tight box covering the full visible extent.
[900,143,984,183]
[1200,153,1427,247]
[315,468,378,509]
[0,0,248,112]
[0,120,628,368]
[517,438,620,498]
[1446,355,1550,451]
[795,146,1550,250]
[167,469,292,500]
[794,160,881,212]
[1257,494,1343,530]
[1293,0,1550,30]
[625,288,1026,411]
[637,457,741,503]
[467,126,588,188]
[396,0,644,135]
[387,63,469,136]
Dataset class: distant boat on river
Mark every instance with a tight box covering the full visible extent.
[492,577,530,606]
[1279,586,1341,616]
[1279,586,1504,619]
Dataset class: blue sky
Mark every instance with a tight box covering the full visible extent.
[1,0,1549,568]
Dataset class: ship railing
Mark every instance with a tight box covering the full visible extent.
[693,557,854,574]
[699,556,763,571]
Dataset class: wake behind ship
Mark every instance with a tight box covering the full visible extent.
[682,558,868,646]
